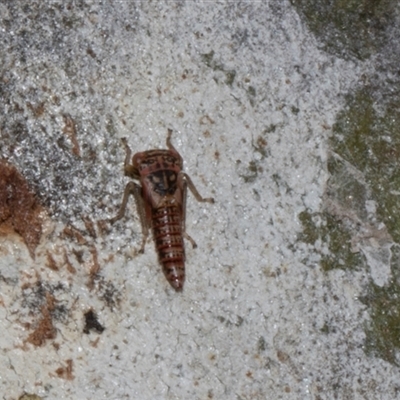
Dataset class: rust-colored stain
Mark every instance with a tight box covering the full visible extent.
[63,225,87,245]
[54,359,74,380]
[46,251,59,271]
[87,246,100,289]
[26,292,57,347]
[63,250,77,274]
[0,160,43,258]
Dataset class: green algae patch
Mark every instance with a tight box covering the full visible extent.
[361,275,400,366]
[298,87,400,273]
[298,210,365,272]
[331,89,400,243]
[327,156,368,220]
[309,86,400,366]
[360,244,400,366]
[290,0,396,60]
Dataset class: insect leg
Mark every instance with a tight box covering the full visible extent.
[120,137,137,178]
[181,173,215,204]
[180,174,197,249]
[132,185,151,254]
[109,181,138,224]
[121,137,131,167]
[179,171,215,249]
[166,129,214,203]
[109,182,150,253]
[166,129,183,163]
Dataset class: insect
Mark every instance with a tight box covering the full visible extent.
[110,129,214,291]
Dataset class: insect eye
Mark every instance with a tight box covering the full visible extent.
[164,156,176,164]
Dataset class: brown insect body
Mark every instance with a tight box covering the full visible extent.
[135,148,186,290]
[110,130,214,291]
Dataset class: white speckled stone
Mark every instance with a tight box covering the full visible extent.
[0,1,396,399]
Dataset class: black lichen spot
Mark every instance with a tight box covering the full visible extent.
[83,310,105,334]
[98,279,121,309]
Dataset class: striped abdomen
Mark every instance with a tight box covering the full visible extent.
[152,205,185,291]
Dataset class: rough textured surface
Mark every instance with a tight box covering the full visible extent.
[1,1,400,399]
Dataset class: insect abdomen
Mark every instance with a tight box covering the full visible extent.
[152,205,185,291]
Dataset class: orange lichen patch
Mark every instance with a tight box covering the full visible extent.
[54,359,74,380]
[26,292,57,347]
[62,114,81,157]
[0,160,43,258]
